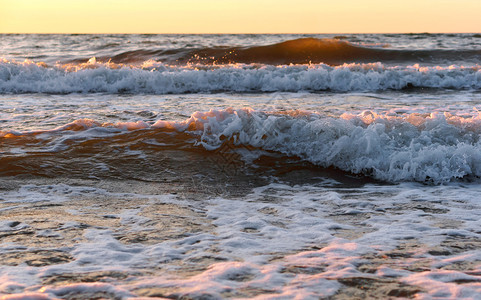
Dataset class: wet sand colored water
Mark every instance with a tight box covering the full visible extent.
[1,175,480,299]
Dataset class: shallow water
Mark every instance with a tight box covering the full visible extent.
[1,34,481,299]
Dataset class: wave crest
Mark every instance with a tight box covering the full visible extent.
[158,109,481,183]
[67,38,481,66]
[3,108,481,184]
[1,59,480,94]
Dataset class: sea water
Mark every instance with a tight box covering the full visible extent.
[1,34,481,299]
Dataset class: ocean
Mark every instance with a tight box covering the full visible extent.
[1,33,481,299]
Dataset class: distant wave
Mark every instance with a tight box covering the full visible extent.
[1,59,480,94]
[182,38,481,65]
[3,108,481,184]
[70,38,481,65]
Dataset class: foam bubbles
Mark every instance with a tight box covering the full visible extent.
[1,59,480,94]
[1,182,480,298]
[3,108,481,183]
[154,108,481,183]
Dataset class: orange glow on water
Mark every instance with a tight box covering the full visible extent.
[1,0,481,33]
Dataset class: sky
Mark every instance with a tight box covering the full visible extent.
[1,0,480,34]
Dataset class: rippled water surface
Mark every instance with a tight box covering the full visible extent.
[1,34,481,299]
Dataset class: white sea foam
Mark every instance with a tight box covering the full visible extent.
[1,59,480,94]
[152,108,481,183]
[0,182,480,299]
[3,108,481,183]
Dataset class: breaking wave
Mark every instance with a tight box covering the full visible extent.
[3,108,481,184]
[1,58,481,94]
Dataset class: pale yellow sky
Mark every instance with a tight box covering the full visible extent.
[1,0,480,33]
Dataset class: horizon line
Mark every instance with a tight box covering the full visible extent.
[1,32,480,35]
